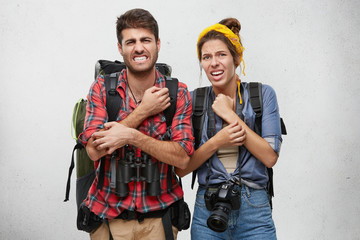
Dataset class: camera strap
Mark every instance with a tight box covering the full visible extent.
[234,85,245,185]
[110,151,118,189]
[204,85,245,188]
[204,88,216,190]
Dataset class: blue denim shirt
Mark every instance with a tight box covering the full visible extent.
[192,82,283,188]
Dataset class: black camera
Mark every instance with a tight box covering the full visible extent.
[204,182,241,232]
[115,148,160,197]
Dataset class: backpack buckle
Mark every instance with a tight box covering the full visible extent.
[108,89,117,96]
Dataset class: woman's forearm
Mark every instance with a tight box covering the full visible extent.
[222,111,278,168]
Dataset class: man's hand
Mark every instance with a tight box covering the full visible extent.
[91,122,134,155]
[137,86,170,117]
[121,86,171,128]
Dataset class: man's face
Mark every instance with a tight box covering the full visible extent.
[118,28,160,74]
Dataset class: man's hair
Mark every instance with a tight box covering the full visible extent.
[116,8,159,44]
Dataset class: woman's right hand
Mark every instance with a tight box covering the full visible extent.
[214,121,246,148]
[212,93,234,120]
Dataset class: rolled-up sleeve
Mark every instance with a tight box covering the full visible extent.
[171,82,194,156]
[79,76,107,146]
[261,85,283,154]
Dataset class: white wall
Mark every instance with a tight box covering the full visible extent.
[1,0,359,239]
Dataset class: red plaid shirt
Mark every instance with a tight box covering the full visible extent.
[80,69,194,219]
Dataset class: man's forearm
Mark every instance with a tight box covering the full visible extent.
[119,105,148,128]
[86,136,108,161]
[176,136,218,177]
[85,106,153,160]
[128,129,190,169]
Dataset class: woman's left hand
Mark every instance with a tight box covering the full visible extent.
[214,121,246,147]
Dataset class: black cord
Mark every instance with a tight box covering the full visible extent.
[127,81,139,104]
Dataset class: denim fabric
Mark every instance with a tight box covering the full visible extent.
[191,186,276,240]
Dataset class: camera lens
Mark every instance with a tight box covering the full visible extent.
[207,202,232,232]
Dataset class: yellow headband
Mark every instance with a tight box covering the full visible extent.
[197,23,245,75]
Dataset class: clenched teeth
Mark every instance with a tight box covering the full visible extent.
[211,71,223,76]
[134,56,147,61]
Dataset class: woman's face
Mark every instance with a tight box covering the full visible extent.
[200,39,236,90]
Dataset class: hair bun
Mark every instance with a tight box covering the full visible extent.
[219,18,241,36]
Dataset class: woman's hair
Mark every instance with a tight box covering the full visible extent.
[197,18,242,66]
[116,8,159,44]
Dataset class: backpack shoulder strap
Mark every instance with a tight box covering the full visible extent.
[163,76,178,129]
[247,82,277,209]
[163,76,179,193]
[191,86,209,189]
[105,72,122,122]
[248,82,287,136]
[98,72,122,190]
[192,87,209,149]
[247,82,263,136]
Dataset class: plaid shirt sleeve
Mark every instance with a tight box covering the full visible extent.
[79,75,107,145]
[171,81,194,156]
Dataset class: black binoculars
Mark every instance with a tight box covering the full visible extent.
[115,148,160,197]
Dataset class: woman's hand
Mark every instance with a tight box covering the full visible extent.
[212,93,234,120]
[214,121,246,148]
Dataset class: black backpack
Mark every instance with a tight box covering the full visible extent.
[64,60,178,209]
[191,82,287,208]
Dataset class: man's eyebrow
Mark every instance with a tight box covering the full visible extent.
[140,36,152,41]
[124,38,135,43]
[124,37,153,43]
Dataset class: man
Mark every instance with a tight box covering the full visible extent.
[79,8,194,240]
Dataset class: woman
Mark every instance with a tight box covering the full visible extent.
[176,18,283,239]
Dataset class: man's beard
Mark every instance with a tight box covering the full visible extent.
[123,51,158,76]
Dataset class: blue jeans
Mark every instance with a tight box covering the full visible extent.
[191,185,277,240]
